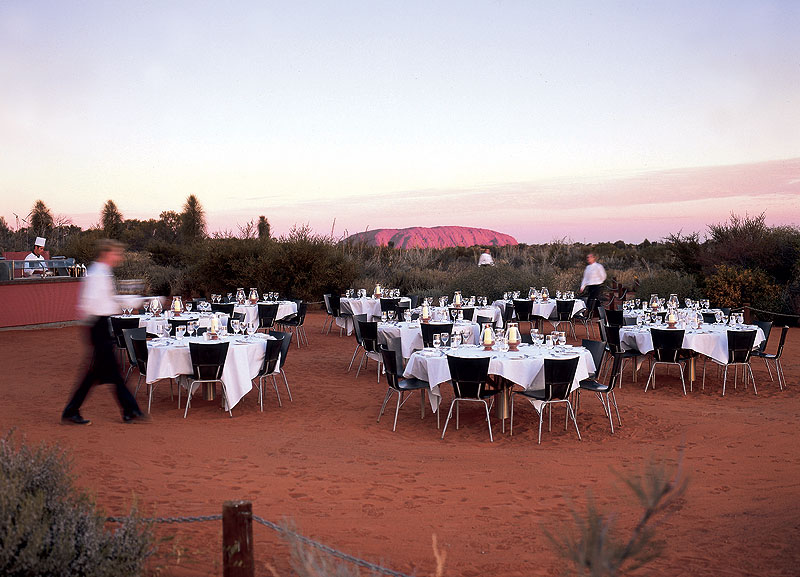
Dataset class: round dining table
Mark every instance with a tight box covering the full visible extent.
[377,320,480,360]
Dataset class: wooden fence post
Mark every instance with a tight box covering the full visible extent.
[743,303,751,324]
[223,500,254,577]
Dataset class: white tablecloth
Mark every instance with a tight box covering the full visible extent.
[493,299,586,320]
[233,301,297,326]
[403,345,595,412]
[618,324,765,364]
[337,297,411,335]
[377,321,480,359]
[115,313,229,335]
[146,334,273,410]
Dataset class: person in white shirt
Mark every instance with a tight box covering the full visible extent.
[580,253,607,318]
[23,236,48,277]
[478,248,494,267]
[62,239,144,425]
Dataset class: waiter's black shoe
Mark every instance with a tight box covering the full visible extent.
[62,414,91,425]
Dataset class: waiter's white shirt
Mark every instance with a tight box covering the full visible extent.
[23,252,46,276]
[580,262,607,291]
[78,261,123,320]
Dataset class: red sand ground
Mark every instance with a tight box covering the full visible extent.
[1,311,798,576]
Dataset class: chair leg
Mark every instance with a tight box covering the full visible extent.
[611,391,622,427]
[393,392,403,432]
[510,393,515,436]
[722,365,728,396]
[347,345,361,372]
[763,357,774,381]
[538,407,544,444]
[377,388,392,423]
[355,351,367,378]
[644,363,657,392]
[777,359,785,390]
[148,383,154,413]
[567,401,582,440]
[748,364,757,395]
[271,375,282,406]
[281,369,292,401]
[441,399,457,439]
[678,364,687,395]
[483,400,493,442]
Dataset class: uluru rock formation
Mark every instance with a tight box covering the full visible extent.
[345,226,517,249]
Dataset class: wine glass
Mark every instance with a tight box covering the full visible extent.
[185,302,193,313]
[387,310,395,324]
[440,332,449,349]
[557,331,567,347]
[176,325,186,342]
[403,310,411,323]
[142,300,150,316]
[231,319,241,336]
[451,332,462,348]
[381,312,387,323]
[432,334,441,350]
[187,321,196,338]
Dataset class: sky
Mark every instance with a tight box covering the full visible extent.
[1,1,799,243]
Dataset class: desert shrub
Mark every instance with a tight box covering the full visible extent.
[704,264,783,311]
[62,228,104,263]
[0,430,152,577]
[635,270,700,303]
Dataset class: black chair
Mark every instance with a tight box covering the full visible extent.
[702,330,758,396]
[442,355,500,442]
[377,345,434,431]
[380,298,400,314]
[257,303,279,332]
[605,324,644,382]
[110,316,140,368]
[502,302,516,327]
[513,299,535,332]
[122,327,146,384]
[269,330,293,401]
[580,339,606,382]
[579,351,624,433]
[702,312,718,324]
[550,299,577,339]
[475,314,493,327]
[571,298,594,339]
[323,294,349,335]
[758,325,788,390]
[448,307,475,321]
[511,356,581,444]
[252,335,284,410]
[421,323,453,348]
[131,335,175,413]
[355,320,383,382]
[751,320,773,357]
[185,342,231,418]
[226,312,246,334]
[604,308,625,327]
[347,314,368,372]
[280,302,308,347]
[211,302,234,316]
[645,329,689,395]
[168,317,190,336]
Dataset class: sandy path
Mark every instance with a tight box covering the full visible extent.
[1,311,798,576]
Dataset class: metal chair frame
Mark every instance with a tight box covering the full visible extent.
[645,328,689,395]
[702,330,758,396]
[377,345,436,431]
[578,351,624,433]
[269,330,294,401]
[759,325,788,390]
[441,355,498,442]
[355,320,383,382]
[185,341,231,418]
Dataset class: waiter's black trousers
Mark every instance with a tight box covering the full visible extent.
[63,316,141,418]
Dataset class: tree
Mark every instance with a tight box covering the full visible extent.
[101,200,124,239]
[258,215,271,239]
[157,211,181,243]
[30,199,54,240]
[180,194,206,242]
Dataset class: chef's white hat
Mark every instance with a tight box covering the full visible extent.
[35,237,46,247]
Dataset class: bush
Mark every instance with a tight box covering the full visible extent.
[635,270,700,303]
[0,430,152,577]
[705,264,783,311]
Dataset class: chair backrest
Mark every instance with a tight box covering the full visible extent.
[581,339,606,375]
[503,302,516,324]
[449,307,474,321]
[773,325,789,358]
[257,303,279,329]
[380,298,400,313]
[130,335,149,370]
[269,330,292,369]
[753,320,772,353]
[227,312,246,333]
[475,314,493,326]
[189,341,230,381]
[446,355,491,399]
[379,345,402,390]
[421,323,453,347]
[604,324,623,352]
[605,351,625,392]
[358,320,380,353]
[111,316,140,347]
[323,294,334,316]
[211,302,234,315]
[122,327,146,367]
[285,302,307,325]
[650,328,685,363]
[259,335,283,376]
[556,299,574,320]
[329,293,342,316]
[604,308,624,327]
[512,299,533,321]
[352,313,368,345]
[701,312,717,324]
[727,330,757,364]
[542,357,580,401]
[168,318,189,330]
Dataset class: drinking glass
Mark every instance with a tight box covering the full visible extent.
[458,310,464,322]
[187,321,196,338]
[231,319,241,336]
[636,314,644,328]
[403,310,411,323]
[143,301,150,315]
[176,325,186,342]
[381,312,387,323]
[451,308,459,322]
[387,310,395,323]
[432,334,441,350]
[557,331,567,347]
[451,332,462,347]
[185,302,193,313]
[246,321,257,339]
[440,332,449,349]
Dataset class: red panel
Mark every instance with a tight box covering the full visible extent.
[0,279,81,327]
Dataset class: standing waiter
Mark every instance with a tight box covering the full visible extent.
[62,239,145,425]
[580,252,607,319]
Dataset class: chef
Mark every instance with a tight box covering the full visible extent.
[24,237,48,277]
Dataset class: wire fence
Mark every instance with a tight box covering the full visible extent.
[107,510,415,577]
